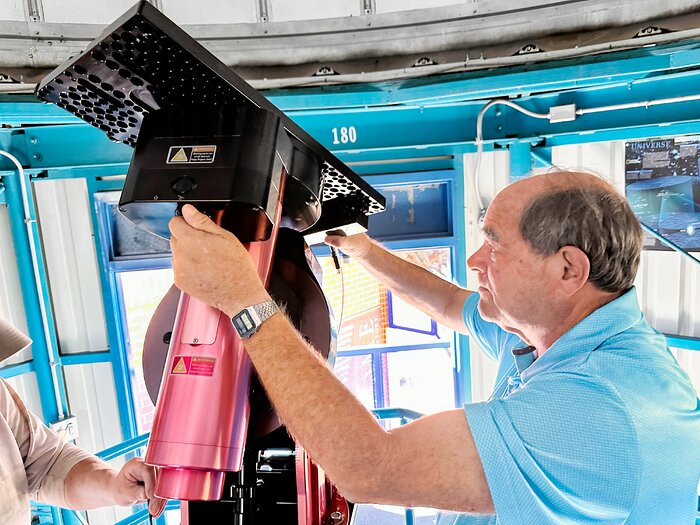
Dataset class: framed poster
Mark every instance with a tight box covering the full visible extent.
[625,137,700,254]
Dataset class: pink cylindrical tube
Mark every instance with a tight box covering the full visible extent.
[146,169,287,501]
[146,293,253,500]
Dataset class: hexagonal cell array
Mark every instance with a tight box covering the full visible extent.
[36,7,384,218]
[37,16,244,147]
[321,163,384,214]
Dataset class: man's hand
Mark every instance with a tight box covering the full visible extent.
[169,204,271,316]
[324,232,373,259]
[112,458,166,517]
[65,457,165,516]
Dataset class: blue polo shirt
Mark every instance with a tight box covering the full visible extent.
[437,288,700,525]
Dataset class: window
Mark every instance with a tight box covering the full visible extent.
[320,247,458,415]
[118,268,173,433]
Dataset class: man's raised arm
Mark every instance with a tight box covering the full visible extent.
[325,233,472,333]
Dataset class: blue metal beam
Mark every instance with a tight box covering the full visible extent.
[450,154,472,406]
[509,142,533,181]
[5,40,700,121]
[0,361,35,379]
[8,61,700,175]
[665,335,700,352]
[60,351,112,366]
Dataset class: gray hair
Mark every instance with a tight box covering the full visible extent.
[519,184,643,294]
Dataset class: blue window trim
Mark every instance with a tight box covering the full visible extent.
[386,290,439,337]
[88,180,139,440]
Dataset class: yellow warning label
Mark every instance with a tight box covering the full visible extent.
[172,357,188,374]
[170,148,188,163]
[167,145,216,164]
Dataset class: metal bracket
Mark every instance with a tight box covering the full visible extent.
[258,0,270,22]
[25,0,44,23]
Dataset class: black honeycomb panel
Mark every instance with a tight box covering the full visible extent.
[36,1,385,217]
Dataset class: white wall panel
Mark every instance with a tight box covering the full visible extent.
[64,362,121,451]
[269,0,360,22]
[463,150,509,401]
[2,0,26,21]
[551,141,626,192]
[64,361,128,525]
[42,0,137,25]
[0,205,33,365]
[5,372,44,420]
[162,0,257,25]
[34,179,108,355]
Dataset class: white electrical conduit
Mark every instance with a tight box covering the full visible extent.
[473,99,550,215]
[576,92,700,115]
[0,149,66,420]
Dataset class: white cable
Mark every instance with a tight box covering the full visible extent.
[473,99,550,216]
[0,149,65,420]
[576,93,700,115]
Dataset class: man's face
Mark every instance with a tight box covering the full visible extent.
[467,183,556,333]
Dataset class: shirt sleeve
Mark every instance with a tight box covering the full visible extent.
[464,372,641,525]
[462,293,522,361]
[1,379,93,507]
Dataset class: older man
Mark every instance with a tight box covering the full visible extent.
[0,319,165,524]
[169,171,700,524]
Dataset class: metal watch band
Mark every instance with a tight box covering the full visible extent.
[231,299,279,339]
[252,300,279,324]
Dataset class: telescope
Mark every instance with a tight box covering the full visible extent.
[37,3,385,523]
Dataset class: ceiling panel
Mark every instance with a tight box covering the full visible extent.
[268,0,360,22]
[162,0,257,25]
[42,0,138,25]
[4,0,26,21]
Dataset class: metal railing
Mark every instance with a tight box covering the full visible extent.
[371,407,424,525]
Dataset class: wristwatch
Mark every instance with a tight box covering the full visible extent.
[231,300,280,339]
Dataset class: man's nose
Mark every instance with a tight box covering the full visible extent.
[467,243,488,272]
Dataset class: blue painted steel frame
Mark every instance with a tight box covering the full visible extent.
[1,169,68,423]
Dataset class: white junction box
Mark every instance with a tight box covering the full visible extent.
[549,104,578,123]
[50,415,80,442]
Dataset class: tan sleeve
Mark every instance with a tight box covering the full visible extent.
[0,379,93,507]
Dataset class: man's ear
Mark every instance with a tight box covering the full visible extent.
[557,246,590,296]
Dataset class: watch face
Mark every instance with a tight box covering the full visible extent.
[232,310,256,338]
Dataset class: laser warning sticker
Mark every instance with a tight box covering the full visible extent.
[170,356,216,377]
[166,145,217,164]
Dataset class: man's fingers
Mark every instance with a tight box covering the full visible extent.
[324,234,345,248]
[149,496,167,518]
[168,215,187,240]
[181,204,222,234]
[126,482,147,504]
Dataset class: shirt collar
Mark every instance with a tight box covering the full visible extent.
[512,345,537,375]
[515,287,643,383]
